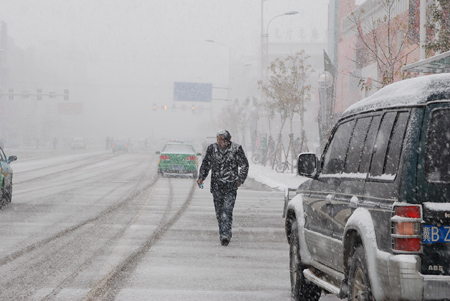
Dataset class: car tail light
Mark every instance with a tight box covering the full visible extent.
[186,156,196,161]
[391,205,422,253]
[160,155,170,160]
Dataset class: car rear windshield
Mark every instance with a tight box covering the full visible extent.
[425,108,450,183]
[163,144,194,153]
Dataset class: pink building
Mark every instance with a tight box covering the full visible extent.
[333,0,423,115]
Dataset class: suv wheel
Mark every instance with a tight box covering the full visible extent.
[348,246,373,301]
[289,221,321,301]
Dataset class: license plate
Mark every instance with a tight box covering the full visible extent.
[423,225,450,244]
[172,165,184,170]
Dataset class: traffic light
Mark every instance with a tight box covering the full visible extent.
[191,104,196,114]
[64,89,69,101]
[163,105,168,110]
[153,104,157,111]
[172,104,176,112]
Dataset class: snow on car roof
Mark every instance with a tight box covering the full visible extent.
[342,73,450,118]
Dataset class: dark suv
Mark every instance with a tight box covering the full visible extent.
[285,74,450,300]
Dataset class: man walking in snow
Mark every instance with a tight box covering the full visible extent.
[197,130,249,246]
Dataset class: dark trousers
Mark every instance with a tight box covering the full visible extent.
[212,190,237,239]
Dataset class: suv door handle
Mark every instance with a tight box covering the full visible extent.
[350,196,359,208]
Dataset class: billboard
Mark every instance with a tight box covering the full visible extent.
[173,82,212,102]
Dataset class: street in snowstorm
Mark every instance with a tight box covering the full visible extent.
[0,149,339,300]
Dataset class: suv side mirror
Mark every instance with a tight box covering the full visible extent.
[297,153,317,177]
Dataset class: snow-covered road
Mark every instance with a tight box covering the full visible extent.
[0,148,338,300]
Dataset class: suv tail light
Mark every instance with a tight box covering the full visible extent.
[160,155,170,161]
[391,204,422,253]
[186,156,197,161]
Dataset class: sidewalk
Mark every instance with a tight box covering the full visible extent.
[247,158,308,191]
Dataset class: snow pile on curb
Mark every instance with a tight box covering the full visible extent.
[247,160,308,191]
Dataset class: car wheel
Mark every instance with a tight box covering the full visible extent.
[348,246,373,301]
[4,183,12,204]
[289,221,321,301]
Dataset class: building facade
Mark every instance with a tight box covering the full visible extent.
[333,0,424,115]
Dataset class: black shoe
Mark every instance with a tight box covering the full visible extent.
[221,237,230,246]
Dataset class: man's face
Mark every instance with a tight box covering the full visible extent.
[217,135,228,149]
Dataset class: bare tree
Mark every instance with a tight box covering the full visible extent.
[346,0,418,91]
[259,50,314,170]
[216,97,254,147]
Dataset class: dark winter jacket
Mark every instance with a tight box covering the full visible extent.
[198,142,249,194]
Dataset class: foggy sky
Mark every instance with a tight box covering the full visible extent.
[1,0,328,145]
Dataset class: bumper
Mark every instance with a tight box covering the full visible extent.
[159,167,196,174]
[377,254,450,300]
[423,275,450,300]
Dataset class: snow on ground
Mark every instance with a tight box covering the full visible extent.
[247,159,308,192]
[8,146,307,191]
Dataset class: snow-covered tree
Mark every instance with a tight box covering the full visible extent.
[259,50,314,169]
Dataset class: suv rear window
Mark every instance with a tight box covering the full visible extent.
[425,108,450,183]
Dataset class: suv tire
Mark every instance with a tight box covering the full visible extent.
[289,221,321,301]
[348,246,373,301]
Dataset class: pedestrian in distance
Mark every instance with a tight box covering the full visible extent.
[197,130,249,246]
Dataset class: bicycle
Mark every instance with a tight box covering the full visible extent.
[251,153,262,164]
[275,160,297,173]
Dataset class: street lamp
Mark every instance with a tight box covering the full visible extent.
[261,11,299,85]
[318,71,334,150]
[259,9,299,141]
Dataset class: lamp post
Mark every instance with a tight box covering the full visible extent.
[261,11,298,87]
[259,9,298,145]
[318,71,334,151]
